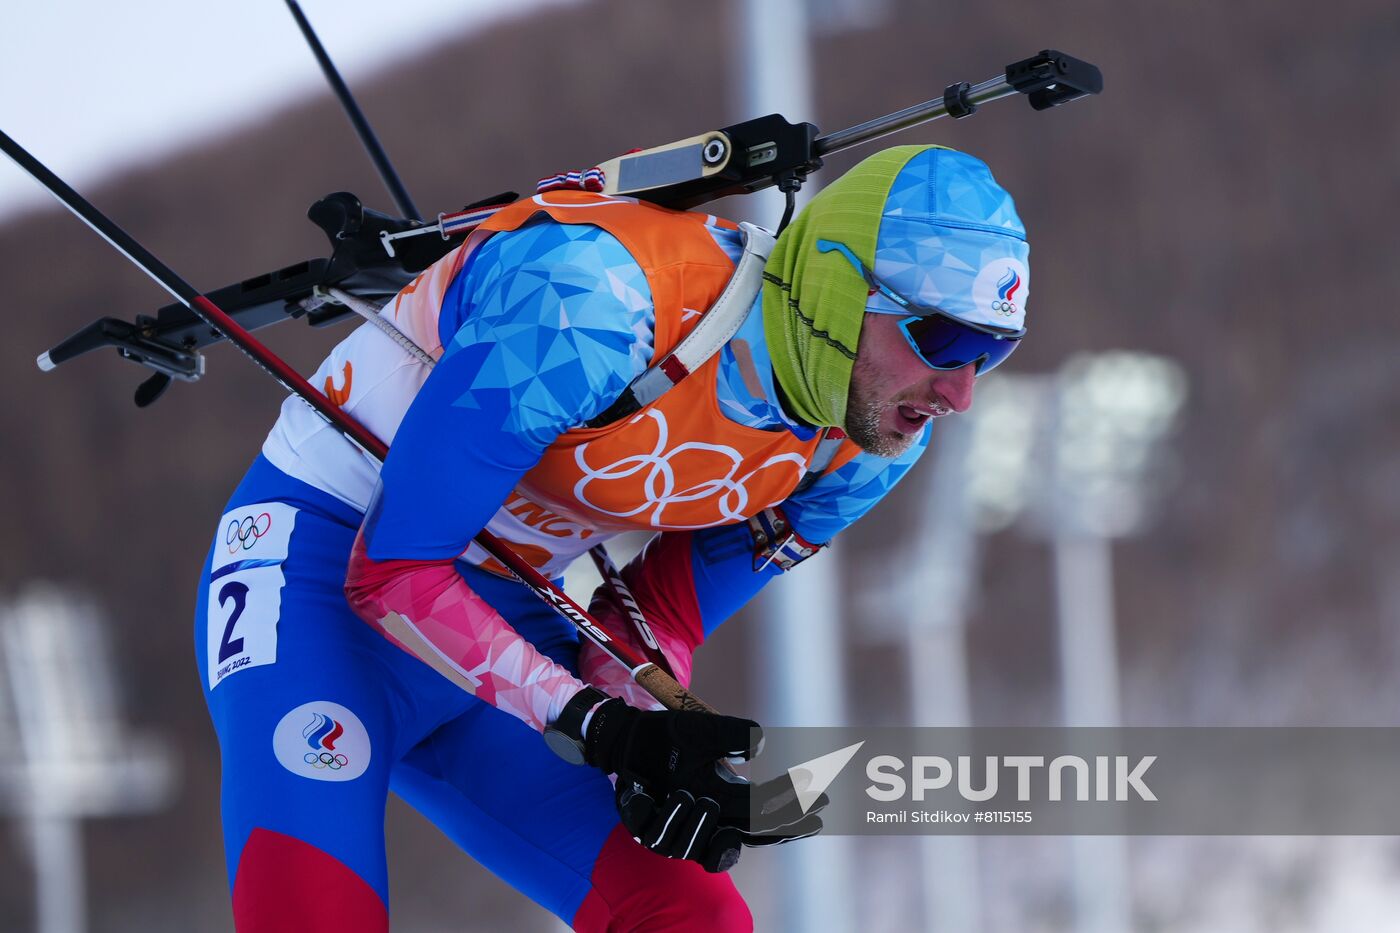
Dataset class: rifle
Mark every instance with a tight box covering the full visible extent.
[32,2,1099,409]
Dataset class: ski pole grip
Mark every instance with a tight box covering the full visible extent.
[634,664,718,714]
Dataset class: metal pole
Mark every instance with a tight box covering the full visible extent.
[759,555,856,933]
[814,76,1014,156]
[904,414,983,933]
[5,592,90,933]
[28,811,84,933]
[1053,532,1133,933]
[1047,370,1131,933]
[741,2,855,930]
[283,0,422,221]
[1054,535,1121,728]
[1042,353,1186,933]
[740,0,818,230]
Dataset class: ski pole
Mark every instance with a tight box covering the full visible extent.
[283,0,421,222]
[0,127,713,716]
[588,544,674,676]
[330,287,681,680]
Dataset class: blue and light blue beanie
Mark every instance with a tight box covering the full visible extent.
[763,145,1030,427]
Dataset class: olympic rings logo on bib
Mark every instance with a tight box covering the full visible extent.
[226,511,273,554]
[572,409,807,528]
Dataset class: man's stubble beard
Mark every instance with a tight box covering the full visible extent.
[842,355,918,459]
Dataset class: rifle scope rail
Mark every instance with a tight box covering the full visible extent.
[36,48,1101,406]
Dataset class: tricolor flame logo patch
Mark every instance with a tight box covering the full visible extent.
[996,268,1022,303]
[303,712,344,751]
[301,713,349,770]
[992,268,1022,317]
[274,701,369,781]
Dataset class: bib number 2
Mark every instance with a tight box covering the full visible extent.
[217,580,249,663]
[206,502,298,690]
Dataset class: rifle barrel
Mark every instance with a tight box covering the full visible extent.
[815,75,1015,157]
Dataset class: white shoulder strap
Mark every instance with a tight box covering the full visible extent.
[585,222,774,427]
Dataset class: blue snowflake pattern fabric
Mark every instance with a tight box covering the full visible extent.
[371,213,927,570]
[869,148,1030,333]
[436,217,656,447]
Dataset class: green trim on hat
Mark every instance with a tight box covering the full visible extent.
[762,145,948,428]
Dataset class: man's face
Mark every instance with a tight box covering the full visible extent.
[843,312,978,458]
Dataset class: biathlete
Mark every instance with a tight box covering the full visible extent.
[193,144,1030,931]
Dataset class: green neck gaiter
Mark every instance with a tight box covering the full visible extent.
[762,145,941,428]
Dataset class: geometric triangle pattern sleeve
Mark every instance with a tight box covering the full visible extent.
[779,426,930,544]
[345,521,587,732]
[346,220,654,726]
[368,219,654,560]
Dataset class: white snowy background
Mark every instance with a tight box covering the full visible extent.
[0,0,577,219]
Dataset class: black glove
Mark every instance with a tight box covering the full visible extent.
[614,771,828,872]
[584,698,824,872]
